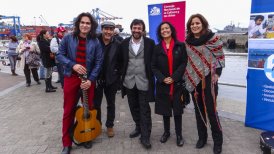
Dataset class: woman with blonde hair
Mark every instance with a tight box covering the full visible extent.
[17,33,41,87]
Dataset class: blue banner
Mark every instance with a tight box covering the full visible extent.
[245,0,274,131]
[148,1,186,44]
[251,0,274,13]
[148,4,162,43]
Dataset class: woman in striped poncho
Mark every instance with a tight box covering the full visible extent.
[184,14,225,154]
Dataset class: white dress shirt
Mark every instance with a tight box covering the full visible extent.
[131,37,143,55]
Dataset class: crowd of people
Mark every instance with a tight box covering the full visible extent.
[3,12,225,154]
[3,26,67,92]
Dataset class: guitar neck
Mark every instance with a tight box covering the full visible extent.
[79,74,92,112]
[82,89,90,111]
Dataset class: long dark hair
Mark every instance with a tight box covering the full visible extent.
[36,29,47,42]
[156,21,177,42]
[186,13,209,37]
[73,12,98,39]
[10,36,18,42]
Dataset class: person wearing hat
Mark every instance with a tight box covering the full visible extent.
[93,21,121,138]
[50,26,67,88]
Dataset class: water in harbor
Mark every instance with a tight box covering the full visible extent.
[217,48,248,119]
[221,48,248,86]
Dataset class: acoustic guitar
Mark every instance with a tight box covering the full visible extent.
[72,74,101,144]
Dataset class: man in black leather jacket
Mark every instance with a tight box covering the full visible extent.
[94,21,121,138]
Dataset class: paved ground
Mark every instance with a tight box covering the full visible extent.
[0,65,263,154]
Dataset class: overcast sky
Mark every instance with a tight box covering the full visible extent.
[0,0,251,33]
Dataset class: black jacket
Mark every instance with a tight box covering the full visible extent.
[97,35,121,85]
[118,36,155,102]
[151,41,188,116]
[37,38,55,68]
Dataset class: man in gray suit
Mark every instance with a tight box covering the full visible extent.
[119,19,155,149]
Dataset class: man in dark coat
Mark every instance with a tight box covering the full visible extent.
[94,21,121,138]
[118,19,155,149]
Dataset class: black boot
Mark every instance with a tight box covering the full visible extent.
[61,146,71,154]
[176,135,184,147]
[83,141,92,149]
[45,79,56,93]
[129,128,140,138]
[140,138,151,149]
[213,144,222,154]
[11,70,18,76]
[161,116,171,143]
[196,138,207,149]
[160,132,170,143]
[49,77,57,89]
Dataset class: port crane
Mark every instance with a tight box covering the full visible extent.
[91,8,123,32]
[58,8,123,32]
[38,15,49,26]
[0,15,21,37]
[91,8,122,24]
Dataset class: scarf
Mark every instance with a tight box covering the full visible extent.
[184,33,225,93]
[186,30,214,46]
[162,38,175,98]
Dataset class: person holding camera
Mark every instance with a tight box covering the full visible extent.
[17,33,41,87]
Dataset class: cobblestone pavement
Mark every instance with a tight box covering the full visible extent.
[0,68,263,154]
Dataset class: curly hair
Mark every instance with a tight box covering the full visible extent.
[156,21,177,42]
[73,12,98,39]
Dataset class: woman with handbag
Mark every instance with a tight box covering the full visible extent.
[37,30,57,92]
[7,36,19,76]
[151,21,188,147]
[17,33,41,87]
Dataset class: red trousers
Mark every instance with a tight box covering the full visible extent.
[62,74,95,146]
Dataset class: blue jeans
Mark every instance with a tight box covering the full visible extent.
[39,65,45,79]
[8,55,18,70]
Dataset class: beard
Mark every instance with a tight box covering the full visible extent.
[132,32,142,39]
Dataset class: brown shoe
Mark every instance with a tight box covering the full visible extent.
[107,128,114,138]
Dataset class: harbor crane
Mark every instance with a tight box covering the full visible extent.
[91,8,123,32]
[91,8,122,24]
[0,15,21,37]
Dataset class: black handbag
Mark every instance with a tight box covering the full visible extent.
[16,56,21,60]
